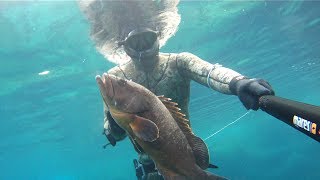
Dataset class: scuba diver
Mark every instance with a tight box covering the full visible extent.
[101,27,274,180]
[79,1,274,179]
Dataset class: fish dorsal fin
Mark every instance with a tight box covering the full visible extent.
[157,95,211,170]
[158,95,192,133]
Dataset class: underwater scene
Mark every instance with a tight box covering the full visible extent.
[0,0,319,179]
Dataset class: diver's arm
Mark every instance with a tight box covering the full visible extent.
[176,52,275,110]
[176,52,242,94]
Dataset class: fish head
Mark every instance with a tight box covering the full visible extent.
[96,73,149,115]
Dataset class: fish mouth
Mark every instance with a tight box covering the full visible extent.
[96,73,116,108]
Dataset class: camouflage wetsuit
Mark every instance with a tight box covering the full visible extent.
[104,52,242,170]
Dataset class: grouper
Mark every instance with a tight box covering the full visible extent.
[96,73,226,180]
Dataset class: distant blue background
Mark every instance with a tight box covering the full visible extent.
[0,1,319,179]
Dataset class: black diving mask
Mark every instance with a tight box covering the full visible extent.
[119,28,160,60]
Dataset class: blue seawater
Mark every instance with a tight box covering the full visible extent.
[0,1,319,179]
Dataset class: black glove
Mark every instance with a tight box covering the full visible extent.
[229,76,275,110]
[103,127,117,147]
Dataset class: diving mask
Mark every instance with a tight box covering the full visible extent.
[120,28,160,60]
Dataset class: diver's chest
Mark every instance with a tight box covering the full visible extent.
[132,71,186,95]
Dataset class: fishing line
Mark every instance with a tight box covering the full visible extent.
[204,110,252,141]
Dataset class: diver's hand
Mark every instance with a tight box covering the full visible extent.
[103,120,117,147]
[229,76,275,110]
[101,112,127,148]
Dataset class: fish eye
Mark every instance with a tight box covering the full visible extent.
[118,79,127,86]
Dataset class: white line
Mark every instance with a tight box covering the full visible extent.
[204,110,251,141]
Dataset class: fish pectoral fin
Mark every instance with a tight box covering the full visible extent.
[129,115,159,142]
